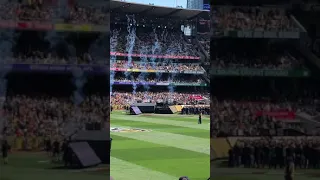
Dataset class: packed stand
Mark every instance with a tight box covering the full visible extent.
[114,77,204,84]
[111,13,185,31]
[0,0,108,25]
[1,94,109,138]
[111,28,199,57]
[67,4,109,25]
[0,0,53,21]
[211,6,297,32]
[213,52,303,69]
[1,51,104,65]
[111,92,209,110]
[112,60,205,72]
[211,98,320,137]
[212,40,305,69]
[227,137,320,169]
[181,105,210,115]
[198,35,210,56]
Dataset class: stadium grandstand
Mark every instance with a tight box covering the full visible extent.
[210,0,320,180]
[0,0,109,179]
[110,0,210,179]
[110,0,211,112]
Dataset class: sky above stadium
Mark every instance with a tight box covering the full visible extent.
[124,0,188,8]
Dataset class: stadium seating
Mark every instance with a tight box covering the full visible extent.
[110,13,209,110]
[111,92,209,110]
[111,27,199,57]
[0,0,108,25]
[211,6,298,32]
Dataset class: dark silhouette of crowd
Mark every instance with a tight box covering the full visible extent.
[211,39,305,69]
[228,137,320,169]
[181,105,210,115]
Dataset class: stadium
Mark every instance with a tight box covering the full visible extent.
[210,0,320,180]
[110,0,210,179]
[0,0,109,180]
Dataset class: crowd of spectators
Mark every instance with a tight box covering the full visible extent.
[1,51,104,65]
[0,0,53,21]
[228,137,320,169]
[111,60,205,72]
[1,94,109,139]
[114,77,204,84]
[212,40,305,69]
[213,53,303,69]
[111,28,199,57]
[67,4,108,25]
[211,99,320,137]
[198,35,210,56]
[211,6,297,32]
[181,105,210,115]
[111,92,209,110]
[111,13,184,30]
[0,0,108,25]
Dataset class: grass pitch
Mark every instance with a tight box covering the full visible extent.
[0,152,109,180]
[110,111,210,180]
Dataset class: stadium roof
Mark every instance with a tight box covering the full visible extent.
[110,0,209,20]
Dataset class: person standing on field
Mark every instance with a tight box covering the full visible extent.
[284,157,295,180]
[198,112,202,124]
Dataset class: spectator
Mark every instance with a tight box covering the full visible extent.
[111,92,209,110]
[0,0,108,25]
[226,137,320,169]
[112,60,205,72]
[111,27,199,57]
[2,94,109,139]
[211,7,298,32]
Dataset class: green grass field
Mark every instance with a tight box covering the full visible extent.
[0,152,109,180]
[110,111,210,180]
